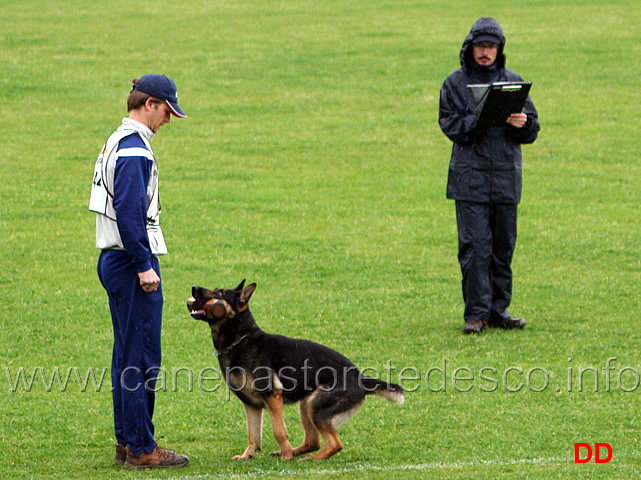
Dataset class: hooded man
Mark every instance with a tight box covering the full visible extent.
[439,17,540,334]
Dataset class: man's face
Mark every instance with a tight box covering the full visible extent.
[147,100,172,133]
[472,41,499,67]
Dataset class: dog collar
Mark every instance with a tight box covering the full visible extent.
[214,333,251,358]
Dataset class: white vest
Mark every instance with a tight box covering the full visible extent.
[89,118,167,255]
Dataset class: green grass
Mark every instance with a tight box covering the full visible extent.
[2,0,641,478]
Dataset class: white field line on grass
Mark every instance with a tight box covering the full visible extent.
[156,456,570,480]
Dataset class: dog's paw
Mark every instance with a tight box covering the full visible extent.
[234,445,262,460]
[270,450,294,460]
[232,453,253,460]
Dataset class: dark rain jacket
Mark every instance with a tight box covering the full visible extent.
[439,17,540,204]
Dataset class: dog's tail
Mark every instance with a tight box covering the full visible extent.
[360,377,405,405]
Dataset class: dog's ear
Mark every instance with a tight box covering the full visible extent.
[235,279,246,291]
[239,283,256,307]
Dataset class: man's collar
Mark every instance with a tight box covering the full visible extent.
[120,117,155,141]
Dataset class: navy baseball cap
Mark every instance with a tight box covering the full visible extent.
[134,74,187,118]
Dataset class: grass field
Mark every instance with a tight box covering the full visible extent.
[2,0,641,478]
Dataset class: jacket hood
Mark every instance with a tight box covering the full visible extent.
[460,17,506,69]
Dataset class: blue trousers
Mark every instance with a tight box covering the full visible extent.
[455,201,517,323]
[97,249,162,457]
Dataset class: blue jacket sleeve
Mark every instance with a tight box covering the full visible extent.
[508,95,540,144]
[112,133,154,273]
[438,76,483,145]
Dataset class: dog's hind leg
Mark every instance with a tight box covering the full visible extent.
[305,425,343,460]
[303,389,365,460]
[233,403,263,460]
[292,398,321,456]
[271,398,320,457]
[265,391,294,460]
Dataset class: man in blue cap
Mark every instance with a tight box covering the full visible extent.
[90,74,189,469]
[439,18,540,334]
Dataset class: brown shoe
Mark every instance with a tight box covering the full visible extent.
[114,443,127,466]
[124,445,189,470]
[463,319,485,334]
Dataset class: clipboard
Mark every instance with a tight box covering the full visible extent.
[468,81,532,128]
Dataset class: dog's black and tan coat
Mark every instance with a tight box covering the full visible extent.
[187,280,404,460]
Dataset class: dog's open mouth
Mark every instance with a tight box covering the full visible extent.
[187,297,207,318]
[188,296,230,320]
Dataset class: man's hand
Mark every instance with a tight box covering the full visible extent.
[138,268,160,292]
[506,112,528,128]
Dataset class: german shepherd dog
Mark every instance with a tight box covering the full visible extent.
[187,280,405,460]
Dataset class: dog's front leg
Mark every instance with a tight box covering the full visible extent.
[265,391,293,460]
[233,403,263,460]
